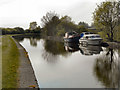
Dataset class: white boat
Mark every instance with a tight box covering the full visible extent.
[79,32,103,45]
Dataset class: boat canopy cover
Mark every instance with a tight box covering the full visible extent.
[80,33,84,38]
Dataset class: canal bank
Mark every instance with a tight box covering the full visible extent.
[11,36,38,88]
[2,36,19,88]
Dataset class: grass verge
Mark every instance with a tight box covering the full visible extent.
[0,36,2,89]
[2,36,19,88]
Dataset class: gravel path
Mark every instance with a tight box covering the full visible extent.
[12,37,38,88]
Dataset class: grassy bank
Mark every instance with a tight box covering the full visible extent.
[98,30,120,42]
[2,36,19,88]
[0,36,2,89]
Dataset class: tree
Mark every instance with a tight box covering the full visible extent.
[61,15,72,22]
[41,11,60,36]
[29,22,37,30]
[93,1,120,41]
[78,21,89,28]
[58,16,78,33]
[14,27,24,34]
[77,25,87,34]
[41,11,59,27]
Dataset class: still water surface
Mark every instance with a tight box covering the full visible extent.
[15,35,119,88]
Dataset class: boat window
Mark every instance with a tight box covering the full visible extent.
[91,36,95,38]
[88,35,100,38]
[85,32,89,35]
[86,36,88,39]
[96,36,100,38]
[84,32,94,35]
[89,32,94,34]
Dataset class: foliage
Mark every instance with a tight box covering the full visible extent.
[14,27,25,33]
[77,25,88,34]
[56,16,78,36]
[78,21,89,28]
[25,29,41,34]
[114,24,120,41]
[41,12,88,36]
[93,1,120,41]
[29,22,37,30]
[57,28,65,36]
[0,27,25,35]
[41,11,60,36]
[0,26,41,35]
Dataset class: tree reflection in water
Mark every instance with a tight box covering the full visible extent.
[94,48,119,88]
[13,34,41,47]
[29,37,38,47]
[42,40,70,62]
[42,50,59,63]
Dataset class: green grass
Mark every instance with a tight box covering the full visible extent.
[98,29,120,42]
[2,36,19,88]
[0,36,2,89]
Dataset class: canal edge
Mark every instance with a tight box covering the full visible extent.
[11,36,39,88]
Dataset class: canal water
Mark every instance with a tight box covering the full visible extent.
[14,35,119,88]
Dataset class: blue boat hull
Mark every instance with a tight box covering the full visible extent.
[64,36,80,43]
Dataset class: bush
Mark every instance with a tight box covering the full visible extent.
[0,27,25,35]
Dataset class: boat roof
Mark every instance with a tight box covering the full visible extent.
[82,32,94,34]
[66,31,78,34]
[84,34,100,36]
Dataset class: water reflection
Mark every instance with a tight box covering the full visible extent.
[94,48,119,88]
[14,35,103,56]
[14,35,119,88]
[44,40,68,56]
[42,50,59,63]
[14,35,70,62]
[64,42,103,55]
[64,42,79,52]
[42,40,71,62]
[79,44,103,55]
[13,34,41,47]
[29,37,38,47]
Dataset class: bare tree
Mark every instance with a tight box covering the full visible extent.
[41,11,59,27]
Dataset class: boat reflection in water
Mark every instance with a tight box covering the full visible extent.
[64,42,79,52]
[79,44,103,55]
[64,42,103,55]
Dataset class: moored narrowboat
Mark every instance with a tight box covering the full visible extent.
[64,31,80,43]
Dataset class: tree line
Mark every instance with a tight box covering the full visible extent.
[0,23,41,35]
[0,14,89,36]
[0,1,120,42]
[40,11,90,36]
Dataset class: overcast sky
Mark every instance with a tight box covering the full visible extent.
[0,0,106,29]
